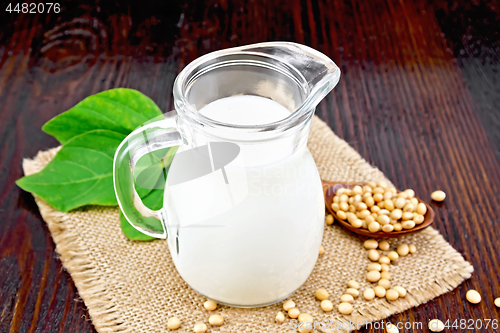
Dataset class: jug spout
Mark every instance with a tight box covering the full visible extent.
[234,42,341,111]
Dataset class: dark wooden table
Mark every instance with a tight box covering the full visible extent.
[1,0,499,332]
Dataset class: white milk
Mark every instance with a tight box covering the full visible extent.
[198,95,292,125]
[165,96,324,306]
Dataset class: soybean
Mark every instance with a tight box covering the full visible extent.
[347,280,360,289]
[384,199,395,211]
[494,297,500,308]
[193,323,207,333]
[397,244,410,257]
[429,319,445,332]
[386,323,399,333]
[359,210,371,219]
[346,288,360,298]
[167,317,181,330]
[288,308,300,319]
[364,239,379,250]
[340,294,354,303]
[378,240,390,251]
[368,249,380,261]
[395,197,406,209]
[409,244,417,254]
[357,202,368,211]
[351,218,363,228]
[367,263,382,271]
[383,191,393,200]
[315,288,329,301]
[338,302,353,315]
[390,209,403,220]
[275,311,285,323]
[393,286,407,297]
[365,215,375,225]
[382,224,394,232]
[378,279,391,289]
[378,209,390,216]
[326,214,334,225]
[209,315,224,326]
[417,202,427,215]
[204,300,217,311]
[374,286,386,297]
[379,256,390,265]
[387,251,399,261]
[402,220,415,229]
[381,271,391,280]
[298,313,313,325]
[466,290,481,304]
[378,180,389,188]
[363,288,375,301]
[283,300,295,311]
[367,270,381,282]
[368,222,381,233]
[377,215,390,226]
[414,214,425,224]
[353,185,363,195]
[361,219,368,229]
[402,212,413,220]
[405,189,415,198]
[403,203,414,213]
[431,190,446,202]
[321,300,333,312]
[386,289,399,301]
[373,193,384,202]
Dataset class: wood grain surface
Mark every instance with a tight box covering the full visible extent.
[1,0,499,332]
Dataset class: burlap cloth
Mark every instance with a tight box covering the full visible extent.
[22,116,473,333]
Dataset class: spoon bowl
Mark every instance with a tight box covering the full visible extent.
[322,181,435,238]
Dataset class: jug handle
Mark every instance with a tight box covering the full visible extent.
[113,116,185,239]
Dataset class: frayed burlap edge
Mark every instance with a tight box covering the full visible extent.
[22,116,473,333]
[23,147,132,333]
[322,227,473,332]
[306,117,474,331]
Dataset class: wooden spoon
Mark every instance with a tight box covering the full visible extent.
[322,180,435,238]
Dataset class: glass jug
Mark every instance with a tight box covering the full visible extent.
[113,42,340,307]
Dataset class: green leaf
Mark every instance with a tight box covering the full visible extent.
[120,211,156,241]
[120,146,179,241]
[17,130,126,211]
[133,148,169,198]
[120,187,165,241]
[17,88,173,241]
[43,88,163,145]
[142,188,164,211]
